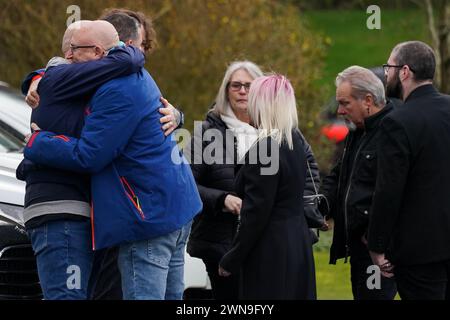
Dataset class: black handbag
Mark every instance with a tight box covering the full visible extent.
[303,160,329,229]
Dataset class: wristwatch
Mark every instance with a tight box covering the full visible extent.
[176,109,185,129]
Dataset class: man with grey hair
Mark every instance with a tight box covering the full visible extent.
[368,41,450,300]
[319,66,397,300]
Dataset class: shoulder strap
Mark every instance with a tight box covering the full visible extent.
[306,160,319,195]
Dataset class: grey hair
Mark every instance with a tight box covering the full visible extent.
[336,66,386,107]
[211,61,264,116]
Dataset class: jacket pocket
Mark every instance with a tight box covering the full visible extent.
[120,177,146,220]
[348,205,370,235]
[358,150,377,182]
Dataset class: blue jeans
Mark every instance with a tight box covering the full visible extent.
[118,220,192,300]
[27,219,94,300]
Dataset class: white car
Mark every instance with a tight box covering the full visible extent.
[0,83,210,299]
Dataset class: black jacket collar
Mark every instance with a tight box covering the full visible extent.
[363,102,393,131]
[405,84,437,103]
[205,111,227,131]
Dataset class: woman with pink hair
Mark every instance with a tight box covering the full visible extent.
[219,75,316,300]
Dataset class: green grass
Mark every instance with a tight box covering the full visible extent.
[302,9,429,97]
[302,9,429,299]
[313,230,400,300]
[313,230,353,300]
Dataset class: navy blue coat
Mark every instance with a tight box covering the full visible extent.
[24,63,202,250]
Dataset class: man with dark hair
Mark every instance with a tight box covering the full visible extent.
[368,41,450,300]
[100,9,181,132]
[25,19,201,300]
[87,10,181,300]
[102,13,141,49]
[384,41,437,99]
[100,8,157,55]
[89,10,184,300]
[19,20,145,300]
[22,11,183,300]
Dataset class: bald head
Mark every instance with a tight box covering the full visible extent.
[71,20,119,50]
[63,20,120,62]
[62,20,90,54]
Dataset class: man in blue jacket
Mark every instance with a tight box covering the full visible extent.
[22,14,182,300]
[18,20,147,300]
[24,20,202,300]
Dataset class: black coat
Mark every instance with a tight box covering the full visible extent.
[220,131,316,300]
[186,112,239,262]
[368,85,450,266]
[320,103,394,264]
[186,112,321,263]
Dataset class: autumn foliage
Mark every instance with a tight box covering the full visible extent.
[0,0,334,168]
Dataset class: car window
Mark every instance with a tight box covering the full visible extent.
[0,125,24,152]
[0,85,29,152]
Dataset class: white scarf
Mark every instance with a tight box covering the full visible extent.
[220,107,259,162]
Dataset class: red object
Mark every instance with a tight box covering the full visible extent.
[52,135,70,142]
[321,123,349,143]
[27,131,40,148]
[31,74,43,82]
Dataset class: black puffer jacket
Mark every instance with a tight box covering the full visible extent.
[186,112,238,261]
[186,111,320,262]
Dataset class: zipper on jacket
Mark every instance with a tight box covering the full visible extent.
[335,139,347,262]
[120,177,145,220]
[343,132,366,263]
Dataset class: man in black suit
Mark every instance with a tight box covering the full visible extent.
[368,41,450,300]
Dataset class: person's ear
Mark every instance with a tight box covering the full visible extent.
[362,94,374,115]
[125,39,133,46]
[399,66,409,81]
[95,46,105,57]
[364,94,374,107]
[64,50,73,60]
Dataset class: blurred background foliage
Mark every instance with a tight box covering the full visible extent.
[0,0,333,168]
[0,0,447,170]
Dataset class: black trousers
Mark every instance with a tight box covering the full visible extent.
[394,259,450,300]
[203,257,239,300]
[87,246,123,300]
[350,252,397,300]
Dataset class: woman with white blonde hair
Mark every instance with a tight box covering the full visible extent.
[219,74,317,300]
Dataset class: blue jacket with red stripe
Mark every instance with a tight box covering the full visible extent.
[24,68,202,250]
[18,46,146,211]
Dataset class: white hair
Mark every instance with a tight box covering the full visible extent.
[212,61,264,115]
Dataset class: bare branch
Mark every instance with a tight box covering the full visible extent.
[424,0,442,88]
[425,0,439,48]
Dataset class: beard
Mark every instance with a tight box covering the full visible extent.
[386,71,403,99]
[344,118,357,131]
